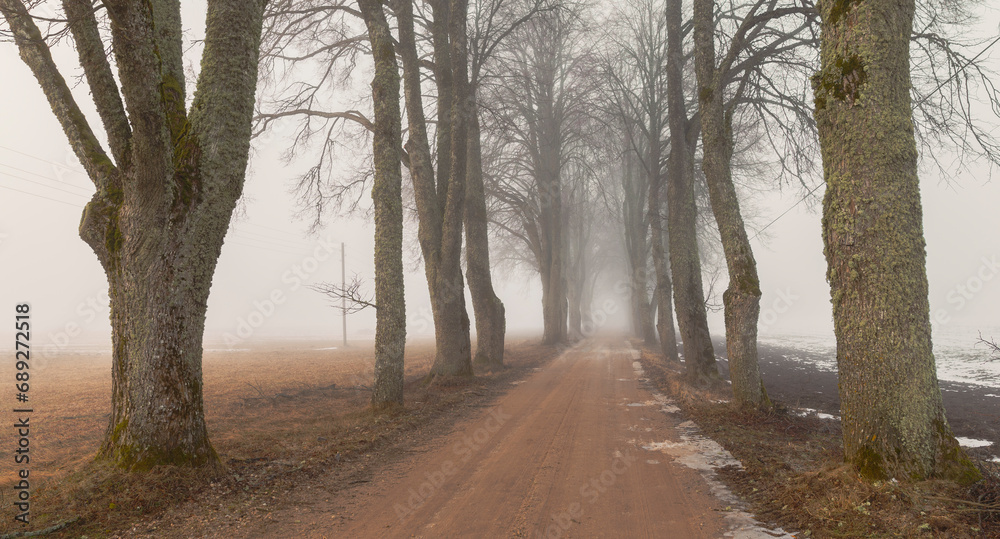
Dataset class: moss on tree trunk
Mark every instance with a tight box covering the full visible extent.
[812,0,978,482]
[0,0,272,469]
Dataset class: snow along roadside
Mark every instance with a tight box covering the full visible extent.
[627,344,797,539]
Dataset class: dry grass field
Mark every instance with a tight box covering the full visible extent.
[0,338,557,536]
[0,340,423,487]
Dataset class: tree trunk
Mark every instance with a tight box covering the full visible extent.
[101,218,223,470]
[466,99,506,370]
[540,205,566,345]
[359,0,406,408]
[2,0,267,470]
[580,268,596,334]
[621,150,657,344]
[428,0,474,376]
[539,124,566,345]
[665,0,716,376]
[653,278,679,362]
[540,253,566,345]
[631,277,656,344]
[648,134,679,362]
[692,0,768,405]
[567,280,582,339]
[812,0,977,482]
[397,0,473,377]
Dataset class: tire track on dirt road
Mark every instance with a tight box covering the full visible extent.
[312,339,731,538]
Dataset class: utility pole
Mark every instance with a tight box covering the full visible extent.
[341,242,347,347]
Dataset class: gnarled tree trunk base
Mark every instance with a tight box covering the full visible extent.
[723,288,770,410]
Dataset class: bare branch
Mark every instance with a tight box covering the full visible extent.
[0,0,116,187]
[308,276,378,313]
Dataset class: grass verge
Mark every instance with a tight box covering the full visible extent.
[637,345,1000,539]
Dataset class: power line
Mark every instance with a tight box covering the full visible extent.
[0,161,94,192]
[750,182,824,242]
[912,33,1000,110]
[235,220,319,242]
[225,235,316,256]
[0,144,87,177]
[0,182,83,208]
[0,146,342,254]
[0,171,94,199]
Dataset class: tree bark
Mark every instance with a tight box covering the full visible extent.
[813,0,977,482]
[430,0,474,375]
[397,0,473,377]
[692,0,768,404]
[466,101,507,370]
[666,0,717,378]
[1,0,267,469]
[358,0,406,409]
[539,173,566,344]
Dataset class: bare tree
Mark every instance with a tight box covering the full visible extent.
[665,0,718,380]
[601,0,684,361]
[617,139,658,343]
[255,0,373,227]
[0,0,267,469]
[397,0,475,376]
[692,0,817,409]
[464,0,546,369]
[463,0,544,368]
[562,139,610,339]
[259,0,476,377]
[482,2,598,344]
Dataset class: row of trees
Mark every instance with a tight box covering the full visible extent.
[260,0,1000,482]
[2,0,997,484]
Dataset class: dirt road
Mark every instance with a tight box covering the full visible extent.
[243,340,732,538]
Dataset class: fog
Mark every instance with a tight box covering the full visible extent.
[1,2,999,355]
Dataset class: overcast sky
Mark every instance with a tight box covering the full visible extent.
[1,2,999,355]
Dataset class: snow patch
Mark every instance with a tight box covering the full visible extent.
[642,421,742,473]
[623,395,681,413]
[957,437,993,448]
[795,408,840,421]
[641,420,796,539]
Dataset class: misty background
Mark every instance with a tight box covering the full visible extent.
[1,1,999,358]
